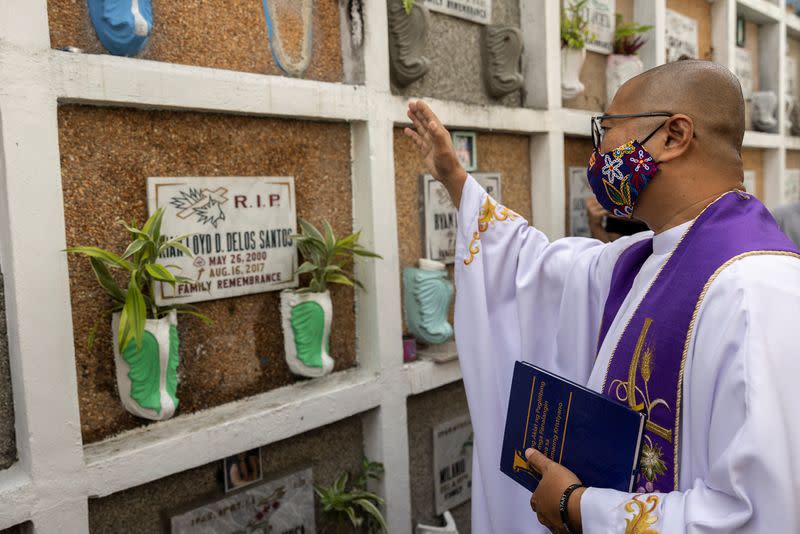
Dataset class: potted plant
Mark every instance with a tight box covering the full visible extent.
[606,14,653,103]
[316,458,389,533]
[561,0,593,100]
[282,218,381,378]
[66,208,210,421]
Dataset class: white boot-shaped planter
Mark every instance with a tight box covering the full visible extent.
[561,47,586,100]
[403,259,454,345]
[416,511,459,534]
[606,54,644,104]
[111,309,179,421]
[281,290,334,378]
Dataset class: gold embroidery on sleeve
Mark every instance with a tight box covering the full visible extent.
[624,494,660,534]
[464,232,481,265]
[464,196,520,265]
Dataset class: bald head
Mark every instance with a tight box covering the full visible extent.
[611,60,746,154]
[600,61,748,232]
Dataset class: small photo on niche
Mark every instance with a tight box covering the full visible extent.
[224,447,263,493]
[452,131,478,172]
[736,15,745,48]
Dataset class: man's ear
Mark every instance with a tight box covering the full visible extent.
[658,114,693,163]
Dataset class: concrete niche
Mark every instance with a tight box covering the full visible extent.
[0,267,16,470]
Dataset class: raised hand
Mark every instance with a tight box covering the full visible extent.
[585,196,608,228]
[404,100,468,207]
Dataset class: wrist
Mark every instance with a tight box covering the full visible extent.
[567,486,586,533]
[589,226,609,242]
[447,167,468,186]
[442,167,468,208]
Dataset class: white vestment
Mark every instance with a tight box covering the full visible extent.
[453,175,800,533]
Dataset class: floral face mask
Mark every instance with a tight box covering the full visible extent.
[587,113,671,219]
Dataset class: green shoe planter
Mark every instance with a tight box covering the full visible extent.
[403,259,454,345]
[67,208,211,421]
[403,259,456,363]
[280,290,334,378]
[284,218,381,378]
[111,309,179,420]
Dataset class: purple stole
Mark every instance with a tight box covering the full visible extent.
[597,191,799,493]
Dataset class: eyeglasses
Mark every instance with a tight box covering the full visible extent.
[591,112,673,150]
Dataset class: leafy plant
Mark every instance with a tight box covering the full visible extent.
[561,0,594,50]
[316,458,388,534]
[612,14,653,55]
[66,208,211,352]
[402,0,415,15]
[354,458,385,490]
[292,218,382,294]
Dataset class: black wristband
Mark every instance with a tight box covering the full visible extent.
[559,483,585,534]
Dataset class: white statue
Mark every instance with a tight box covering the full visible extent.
[751,91,779,133]
[416,511,459,534]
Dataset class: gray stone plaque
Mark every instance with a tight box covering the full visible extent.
[569,166,594,238]
[169,467,315,534]
[422,0,491,26]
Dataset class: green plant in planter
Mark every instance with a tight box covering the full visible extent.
[293,218,382,294]
[612,14,653,55]
[606,14,654,104]
[67,208,210,350]
[561,0,593,49]
[66,208,210,420]
[316,458,388,534]
[282,219,381,378]
[402,0,416,15]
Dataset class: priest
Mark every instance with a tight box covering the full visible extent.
[404,60,800,533]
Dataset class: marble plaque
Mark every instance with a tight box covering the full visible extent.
[148,177,298,305]
[422,173,502,263]
[577,0,616,55]
[735,47,754,100]
[743,169,757,196]
[433,415,473,515]
[666,9,699,62]
[785,169,800,203]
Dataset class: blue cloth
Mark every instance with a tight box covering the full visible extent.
[88,0,153,56]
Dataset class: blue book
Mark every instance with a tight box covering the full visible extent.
[500,361,646,493]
